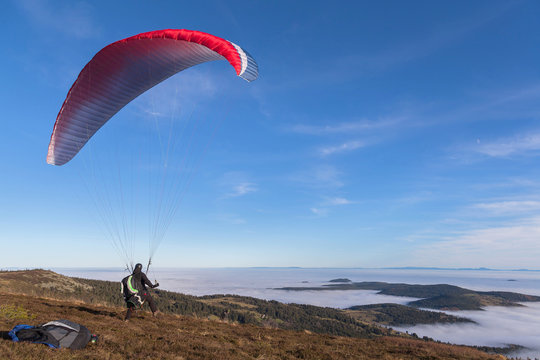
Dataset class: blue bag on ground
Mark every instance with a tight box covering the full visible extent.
[9,319,92,349]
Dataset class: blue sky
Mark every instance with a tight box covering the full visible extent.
[3,0,540,269]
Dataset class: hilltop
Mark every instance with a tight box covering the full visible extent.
[0,270,509,359]
[277,281,540,311]
[345,303,475,326]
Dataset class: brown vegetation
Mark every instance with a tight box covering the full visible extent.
[0,293,507,360]
[0,270,508,359]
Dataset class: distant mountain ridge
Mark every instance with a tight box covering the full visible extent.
[382,266,540,271]
[277,281,540,311]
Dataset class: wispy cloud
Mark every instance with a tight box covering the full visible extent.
[472,200,540,216]
[225,182,258,198]
[287,3,513,86]
[217,213,247,225]
[413,216,540,268]
[473,84,540,114]
[18,0,100,39]
[218,172,258,199]
[288,118,402,136]
[310,207,328,217]
[448,125,540,164]
[395,191,435,206]
[308,197,355,218]
[473,132,540,157]
[324,197,354,206]
[448,83,540,128]
[290,165,344,189]
[469,177,540,192]
[352,5,508,74]
[287,117,404,159]
[312,166,344,188]
[319,141,365,156]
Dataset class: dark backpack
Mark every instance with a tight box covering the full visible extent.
[121,275,145,307]
[9,319,92,349]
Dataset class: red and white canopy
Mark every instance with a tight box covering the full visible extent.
[47,29,258,166]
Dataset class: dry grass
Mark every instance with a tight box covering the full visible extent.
[0,292,506,360]
[0,269,92,295]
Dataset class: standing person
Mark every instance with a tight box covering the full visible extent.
[122,263,160,321]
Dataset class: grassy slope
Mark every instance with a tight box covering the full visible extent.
[0,270,508,359]
[0,293,506,360]
[0,270,391,338]
[0,270,441,335]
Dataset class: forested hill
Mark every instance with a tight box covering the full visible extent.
[345,303,475,326]
[0,269,474,333]
[278,281,540,310]
[0,270,510,359]
[0,269,389,338]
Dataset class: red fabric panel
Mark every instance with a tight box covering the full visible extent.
[117,29,242,75]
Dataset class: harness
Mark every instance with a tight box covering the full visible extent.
[121,275,146,308]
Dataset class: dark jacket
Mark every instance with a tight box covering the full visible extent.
[132,264,156,292]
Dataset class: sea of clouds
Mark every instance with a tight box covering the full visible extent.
[55,267,540,359]
[393,302,540,359]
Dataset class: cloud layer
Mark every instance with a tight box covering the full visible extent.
[414,216,540,268]
[396,303,540,359]
[474,132,540,157]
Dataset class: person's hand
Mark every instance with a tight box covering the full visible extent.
[153,283,159,288]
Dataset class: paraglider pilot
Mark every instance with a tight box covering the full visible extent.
[122,263,160,321]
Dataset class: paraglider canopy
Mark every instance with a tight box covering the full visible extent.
[46,28,258,272]
[47,29,258,166]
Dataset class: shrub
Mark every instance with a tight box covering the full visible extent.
[0,304,35,321]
